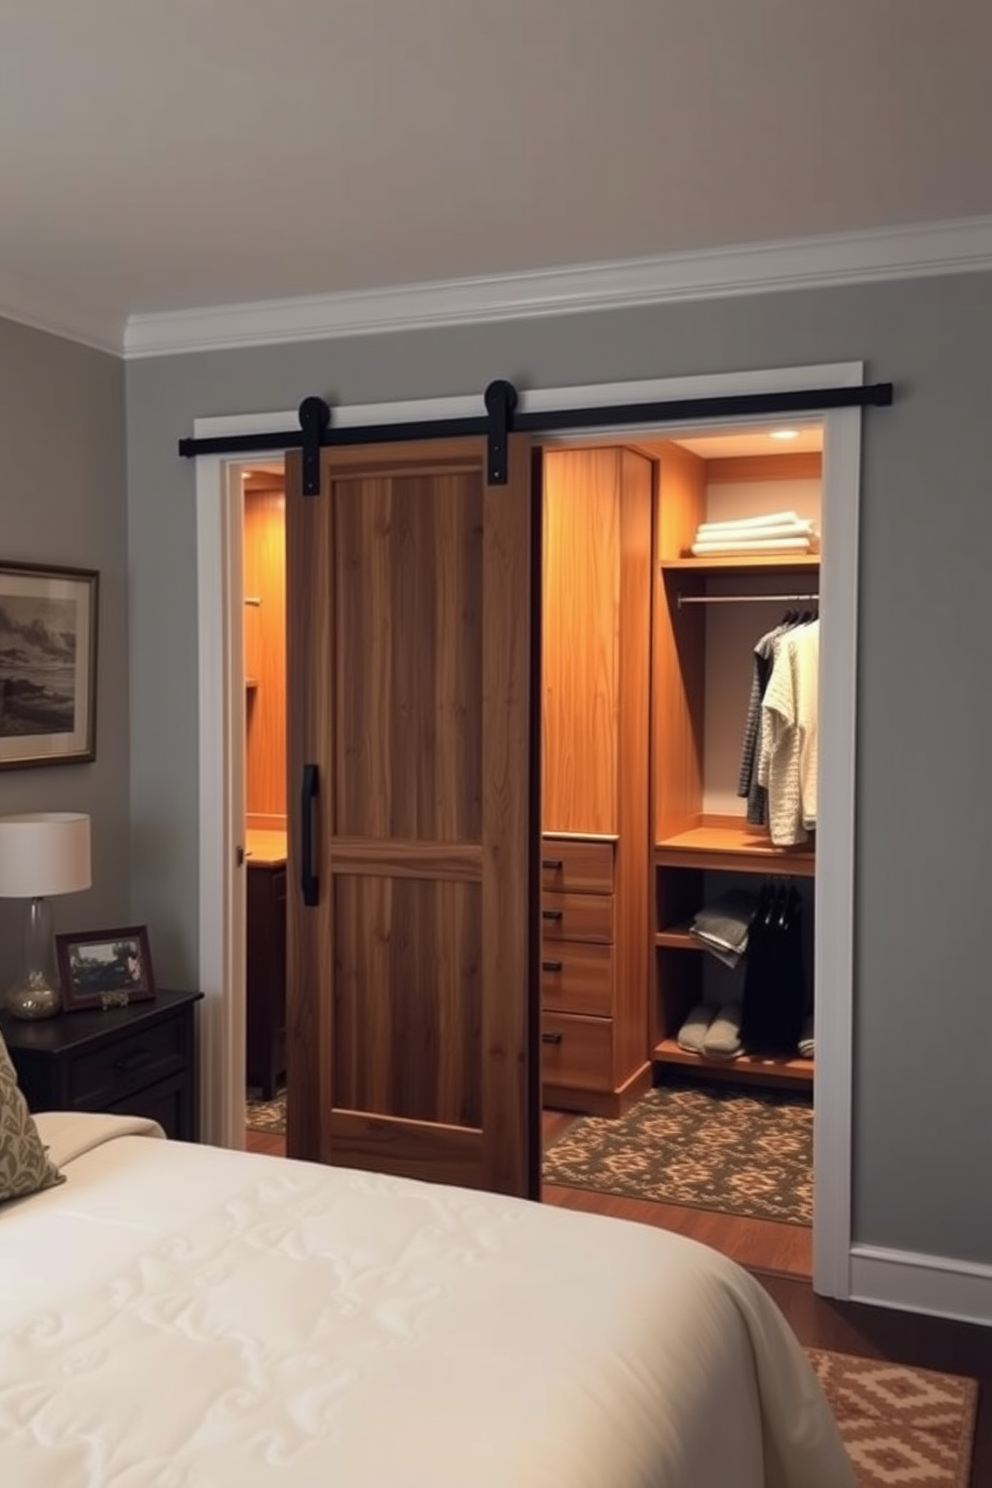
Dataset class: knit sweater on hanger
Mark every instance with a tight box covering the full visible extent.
[757,621,819,845]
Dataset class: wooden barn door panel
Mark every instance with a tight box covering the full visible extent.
[284,436,539,1197]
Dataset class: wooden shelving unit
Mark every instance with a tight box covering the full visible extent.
[650,440,821,1093]
[653,1037,814,1089]
[655,818,816,877]
[659,552,820,575]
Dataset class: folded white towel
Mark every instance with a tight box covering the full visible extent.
[693,522,816,544]
[696,510,802,533]
[691,536,816,556]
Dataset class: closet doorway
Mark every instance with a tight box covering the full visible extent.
[200,362,861,1299]
[538,426,824,1277]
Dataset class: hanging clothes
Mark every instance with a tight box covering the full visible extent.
[737,619,794,826]
[740,881,807,1055]
[757,619,820,845]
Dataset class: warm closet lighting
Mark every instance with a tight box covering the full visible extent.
[769,429,800,440]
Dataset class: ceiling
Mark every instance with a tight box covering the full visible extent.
[1,1,990,343]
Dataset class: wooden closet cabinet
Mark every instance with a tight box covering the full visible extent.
[539,447,653,1116]
[650,442,820,1091]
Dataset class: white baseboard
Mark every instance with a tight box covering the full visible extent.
[850,1244,992,1327]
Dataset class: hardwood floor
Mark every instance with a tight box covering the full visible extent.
[245,1122,992,1487]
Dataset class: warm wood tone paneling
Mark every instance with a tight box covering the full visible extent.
[329,839,482,880]
[653,444,708,841]
[539,447,653,1113]
[613,449,653,1079]
[541,1012,613,1090]
[540,837,614,893]
[654,440,706,564]
[327,1109,482,1188]
[243,478,287,828]
[284,449,334,1164]
[540,890,614,942]
[332,874,482,1126]
[285,436,538,1198]
[541,942,613,1017]
[542,449,620,836]
[705,451,822,484]
[480,435,540,1195]
[655,818,816,875]
[661,553,820,573]
[333,467,483,842]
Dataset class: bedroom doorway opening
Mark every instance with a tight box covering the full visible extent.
[199,362,860,1298]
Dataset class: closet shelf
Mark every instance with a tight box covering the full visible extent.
[655,818,815,876]
[654,1038,814,1088]
[655,923,698,950]
[660,553,820,575]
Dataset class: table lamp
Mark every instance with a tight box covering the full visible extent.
[0,812,92,1020]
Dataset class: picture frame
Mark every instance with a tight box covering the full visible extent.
[56,926,156,1012]
[0,560,99,769]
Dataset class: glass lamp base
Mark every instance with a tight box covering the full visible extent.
[4,897,62,1019]
[3,980,62,1020]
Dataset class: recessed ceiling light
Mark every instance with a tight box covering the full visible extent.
[769,429,799,441]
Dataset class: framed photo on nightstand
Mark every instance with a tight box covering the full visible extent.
[56,925,156,1011]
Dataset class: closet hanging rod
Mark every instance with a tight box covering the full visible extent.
[677,592,818,609]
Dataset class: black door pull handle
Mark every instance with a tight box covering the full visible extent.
[542,959,563,972]
[542,909,563,921]
[541,1031,563,1045]
[541,857,563,870]
[301,763,319,907]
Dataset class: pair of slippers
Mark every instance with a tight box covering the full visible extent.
[676,1000,743,1059]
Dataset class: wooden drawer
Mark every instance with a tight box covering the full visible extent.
[541,942,613,1017]
[541,1013,613,1091]
[541,890,613,943]
[540,839,614,895]
[64,1015,188,1109]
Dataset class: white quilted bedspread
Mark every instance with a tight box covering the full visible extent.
[0,1119,854,1488]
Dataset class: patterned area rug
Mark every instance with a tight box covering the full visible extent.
[246,1089,286,1134]
[543,1078,813,1225]
[807,1349,978,1488]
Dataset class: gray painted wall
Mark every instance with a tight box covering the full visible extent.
[124,271,992,1264]
[0,318,128,980]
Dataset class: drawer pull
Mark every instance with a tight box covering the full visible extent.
[541,1031,563,1045]
[541,909,563,921]
[113,1049,154,1073]
[541,959,563,972]
[541,857,563,870]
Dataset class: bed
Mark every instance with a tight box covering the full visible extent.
[0,1110,855,1488]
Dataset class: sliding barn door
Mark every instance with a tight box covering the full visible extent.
[284,436,540,1197]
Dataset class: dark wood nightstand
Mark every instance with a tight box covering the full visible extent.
[0,987,203,1141]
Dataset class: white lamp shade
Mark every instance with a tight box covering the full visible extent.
[0,812,92,898]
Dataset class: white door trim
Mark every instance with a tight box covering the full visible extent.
[194,360,862,1301]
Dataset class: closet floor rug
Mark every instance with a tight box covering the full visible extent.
[246,1088,287,1135]
[543,1078,813,1226]
[807,1350,978,1488]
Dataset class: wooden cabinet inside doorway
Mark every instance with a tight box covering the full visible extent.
[540,447,653,1116]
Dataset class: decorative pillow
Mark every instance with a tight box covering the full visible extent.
[0,1029,64,1202]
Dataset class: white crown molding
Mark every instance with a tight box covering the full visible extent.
[3,215,991,360]
[0,265,126,357]
[124,213,992,360]
[850,1244,992,1327]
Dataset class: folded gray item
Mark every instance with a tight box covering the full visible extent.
[689,936,744,970]
[690,890,758,961]
[702,1000,743,1059]
[676,1001,719,1053]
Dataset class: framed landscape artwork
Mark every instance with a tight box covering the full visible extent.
[0,561,99,769]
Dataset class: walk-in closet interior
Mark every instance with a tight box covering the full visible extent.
[242,425,822,1199]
